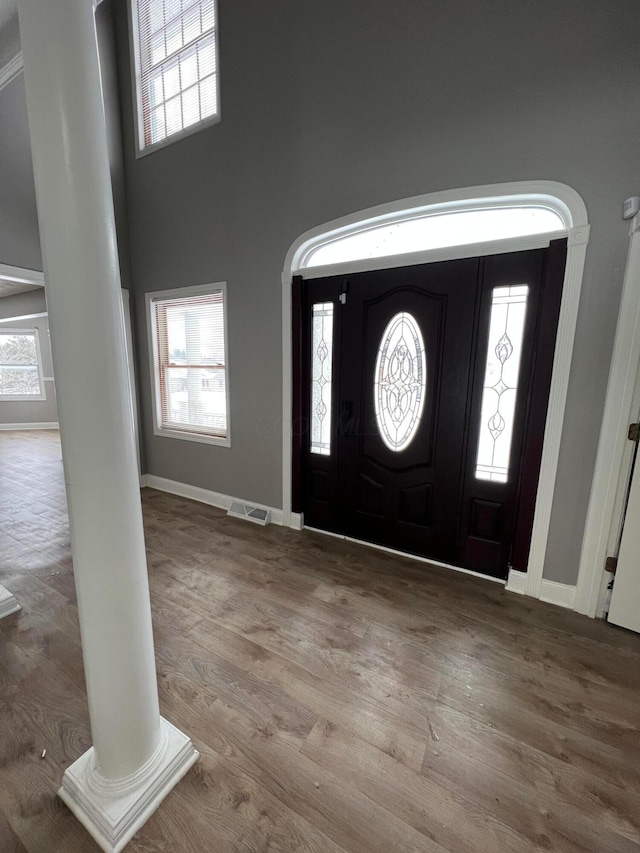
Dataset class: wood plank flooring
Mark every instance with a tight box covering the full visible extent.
[1,429,639,852]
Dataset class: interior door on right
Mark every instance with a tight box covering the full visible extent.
[609,456,640,633]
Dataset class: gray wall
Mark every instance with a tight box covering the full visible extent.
[0,5,125,277]
[98,0,133,293]
[0,74,41,271]
[0,313,57,426]
[0,2,143,459]
[115,0,639,585]
[0,287,46,321]
[97,0,147,471]
[0,9,20,70]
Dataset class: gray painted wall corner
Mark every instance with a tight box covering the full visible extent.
[112,0,640,586]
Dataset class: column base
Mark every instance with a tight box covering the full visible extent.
[0,584,21,619]
[58,717,199,853]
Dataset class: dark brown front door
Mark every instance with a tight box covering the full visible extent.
[297,241,566,579]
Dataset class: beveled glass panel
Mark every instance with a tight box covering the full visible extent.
[310,303,334,455]
[475,285,529,482]
[374,312,426,452]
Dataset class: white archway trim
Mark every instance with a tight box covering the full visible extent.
[281,181,590,603]
[284,181,586,275]
[575,214,640,617]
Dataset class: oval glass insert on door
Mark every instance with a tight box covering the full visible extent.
[374,311,426,451]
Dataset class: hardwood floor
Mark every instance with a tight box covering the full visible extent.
[1,429,640,852]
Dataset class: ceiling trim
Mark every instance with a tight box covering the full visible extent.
[0,51,23,93]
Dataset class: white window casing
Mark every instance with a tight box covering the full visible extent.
[146,282,230,446]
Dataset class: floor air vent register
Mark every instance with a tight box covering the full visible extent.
[227,501,272,526]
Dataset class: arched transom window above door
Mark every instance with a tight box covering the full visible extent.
[285,182,585,278]
[304,206,565,268]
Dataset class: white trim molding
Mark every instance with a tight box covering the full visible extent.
[142,474,284,525]
[524,222,590,599]
[283,181,586,274]
[539,579,577,610]
[58,717,198,853]
[575,214,640,617]
[282,182,590,607]
[0,313,48,323]
[506,568,527,595]
[0,422,59,430]
[0,585,21,619]
[0,53,23,93]
[509,568,576,608]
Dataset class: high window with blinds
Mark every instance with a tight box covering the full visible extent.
[131,0,219,153]
[147,284,230,445]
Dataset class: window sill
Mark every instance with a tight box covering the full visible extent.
[0,394,46,402]
[153,425,231,448]
[135,113,221,159]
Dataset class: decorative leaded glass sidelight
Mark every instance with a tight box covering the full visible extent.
[374,312,426,452]
[310,302,334,455]
[475,285,529,482]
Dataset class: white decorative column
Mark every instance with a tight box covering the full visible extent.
[17,1,198,851]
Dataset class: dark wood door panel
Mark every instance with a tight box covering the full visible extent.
[299,242,567,579]
[335,259,480,559]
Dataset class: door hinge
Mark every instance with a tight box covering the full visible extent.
[339,280,349,305]
[604,556,618,574]
[628,423,640,442]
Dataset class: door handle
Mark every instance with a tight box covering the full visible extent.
[340,400,354,436]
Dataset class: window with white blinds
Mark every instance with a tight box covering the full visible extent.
[147,284,229,445]
[131,0,219,152]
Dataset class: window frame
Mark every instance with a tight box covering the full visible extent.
[129,0,221,158]
[146,282,231,447]
[0,327,46,402]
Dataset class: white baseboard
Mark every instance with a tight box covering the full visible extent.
[506,568,576,609]
[0,422,59,430]
[141,474,284,526]
[506,568,527,595]
[539,578,577,609]
[290,512,304,531]
[58,717,198,853]
[0,585,21,619]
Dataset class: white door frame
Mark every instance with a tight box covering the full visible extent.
[281,180,590,602]
[575,214,640,617]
